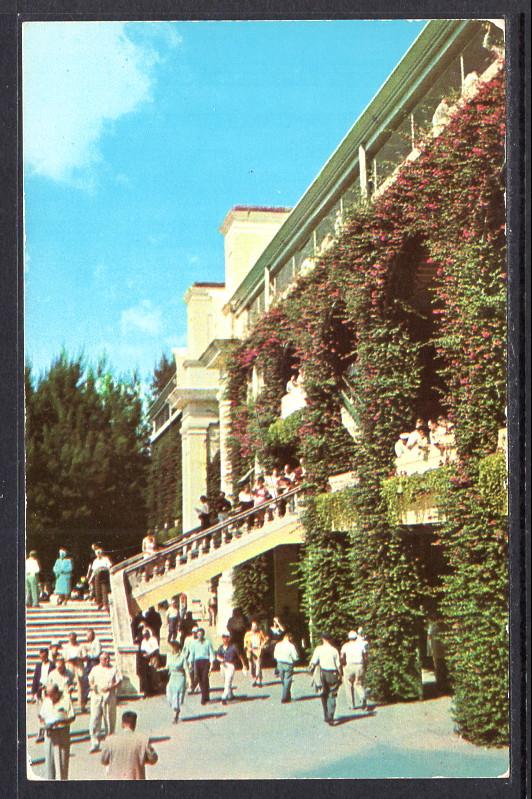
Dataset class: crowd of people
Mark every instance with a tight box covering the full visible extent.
[26,544,113,611]
[394,415,455,461]
[140,460,307,561]
[31,616,372,780]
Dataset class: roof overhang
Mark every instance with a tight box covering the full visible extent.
[228,19,477,314]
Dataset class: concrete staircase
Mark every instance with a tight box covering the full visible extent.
[26,601,115,702]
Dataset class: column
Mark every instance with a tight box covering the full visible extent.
[217,382,233,497]
[359,144,368,198]
[181,401,219,531]
[216,568,235,635]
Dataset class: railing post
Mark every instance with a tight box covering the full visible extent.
[109,569,141,697]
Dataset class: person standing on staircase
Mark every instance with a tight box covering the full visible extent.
[53,549,73,606]
[25,550,41,607]
[89,549,112,612]
[88,651,122,753]
[38,683,75,780]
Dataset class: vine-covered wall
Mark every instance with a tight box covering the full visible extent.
[224,71,507,744]
[146,417,182,536]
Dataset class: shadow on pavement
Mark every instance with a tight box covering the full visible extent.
[293,694,319,702]
[333,710,377,726]
[230,694,270,703]
[181,712,227,722]
[148,736,171,743]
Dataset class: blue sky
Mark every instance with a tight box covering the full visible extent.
[23,19,426,384]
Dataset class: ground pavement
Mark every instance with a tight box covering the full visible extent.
[27,667,508,780]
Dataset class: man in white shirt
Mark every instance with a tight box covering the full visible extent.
[25,550,41,607]
[90,549,112,611]
[273,631,299,703]
[340,630,368,710]
[309,633,341,725]
[63,631,85,711]
[88,652,122,753]
[406,418,426,450]
[47,656,75,697]
[38,684,75,780]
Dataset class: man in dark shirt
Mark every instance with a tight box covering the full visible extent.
[216,633,247,705]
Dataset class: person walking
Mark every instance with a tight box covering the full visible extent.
[81,628,102,710]
[216,632,247,705]
[188,628,215,705]
[25,550,41,607]
[101,711,158,780]
[195,496,211,530]
[53,549,73,605]
[88,652,122,753]
[243,620,268,687]
[309,633,342,725]
[63,631,86,712]
[165,640,188,723]
[47,656,75,698]
[38,684,75,780]
[340,630,368,710]
[32,648,53,743]
[273,631,299,703]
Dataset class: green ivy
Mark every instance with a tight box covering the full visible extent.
[381,467,452,526]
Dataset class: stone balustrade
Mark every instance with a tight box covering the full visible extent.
[120,486,305,596]
[395,437,457,477]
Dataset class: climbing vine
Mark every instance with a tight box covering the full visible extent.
[225,69,507,741]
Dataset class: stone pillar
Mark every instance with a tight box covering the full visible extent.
[217,383,233,497]
[216,568,235,635]
[109,569,141,697]
[181,401,218,531]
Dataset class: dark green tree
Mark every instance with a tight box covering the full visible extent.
[26,352,150,578]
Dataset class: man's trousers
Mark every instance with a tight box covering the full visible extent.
[193,659,210,704]
[26,574,39,607]
[343,663,366,708]
[44,727,70,780]
[89,692,117,748]
[277,662,294,702]
[221,662,235,700]
[320,669,340,722]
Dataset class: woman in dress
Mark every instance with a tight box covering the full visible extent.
[165,640,188,723]
[53,549,73,605]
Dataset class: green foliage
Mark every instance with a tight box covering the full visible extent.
[149,351,175,400]
[232,553,274,623]
[224,72,507,741]
[438,467,508,746]
[478,451,507,516]
[147,418,182,532]
[266,409,304,449]
[381,467,452,526]
[26,352,150,578]
[297,496,354,646]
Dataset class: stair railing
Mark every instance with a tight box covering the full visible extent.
[113,485,305,595]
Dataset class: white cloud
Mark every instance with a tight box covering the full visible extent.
[120,299,163,336]
[23,22,168,183]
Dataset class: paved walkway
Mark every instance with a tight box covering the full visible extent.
[27,668,508,780]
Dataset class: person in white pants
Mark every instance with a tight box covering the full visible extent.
[340,630,368,710]
[88,652,122,753]
[38,684,75,780]
[216,633,247,704]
